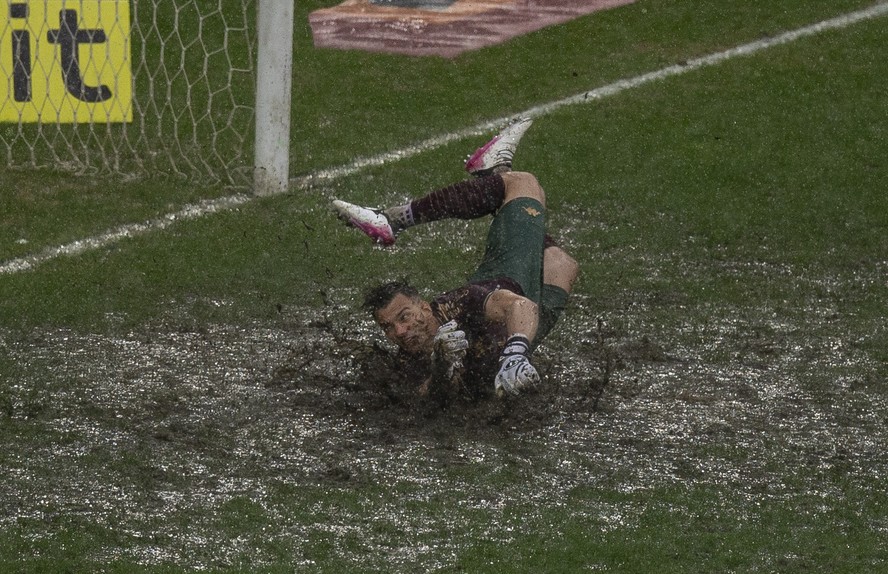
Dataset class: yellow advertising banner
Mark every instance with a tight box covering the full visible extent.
[1,1,132,123]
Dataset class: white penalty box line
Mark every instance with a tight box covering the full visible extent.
[2,2,886,275]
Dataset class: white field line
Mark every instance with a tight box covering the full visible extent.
[1,195,252,274]
[2,2,886,276]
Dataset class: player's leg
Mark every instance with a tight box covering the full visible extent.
[470,185,577,345]
[395,168,545,228]
[469,173,547,303]
[543,244,578,294]
[471,172,550,396]
[332,119,533,245]
[536,245,579,344]
[331,175,505,246]
[391,174,506,228]
[394,122,541,228]
[500,171,546,207]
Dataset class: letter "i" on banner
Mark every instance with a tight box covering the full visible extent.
[10,3,30,102]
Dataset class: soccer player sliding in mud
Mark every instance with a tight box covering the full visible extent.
[333,119,579,402]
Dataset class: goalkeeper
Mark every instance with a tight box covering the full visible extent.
[332,118,579,398]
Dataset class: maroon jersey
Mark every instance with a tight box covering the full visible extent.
[391,278,523,399]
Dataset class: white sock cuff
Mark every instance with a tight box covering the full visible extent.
[501,334,531,357]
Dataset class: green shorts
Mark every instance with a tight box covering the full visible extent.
[469,197,569,344]
[469,197,546,303]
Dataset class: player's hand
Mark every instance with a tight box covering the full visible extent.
[433,320,468,362]
[432,320,468,378]
[494,355,540,397]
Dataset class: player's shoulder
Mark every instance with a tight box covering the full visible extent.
[432,283,484,321]
[433,279,523,320]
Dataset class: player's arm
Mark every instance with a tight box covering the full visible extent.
[483,288,538,342]
[484,288,541,396]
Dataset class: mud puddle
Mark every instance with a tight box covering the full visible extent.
[1,293,885,570]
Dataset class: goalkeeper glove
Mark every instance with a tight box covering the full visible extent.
[431,320,468,379]
[494,334,539,397]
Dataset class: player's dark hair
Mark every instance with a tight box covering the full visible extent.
[362,280,419,315]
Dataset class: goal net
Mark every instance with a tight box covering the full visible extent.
[1,1,258,186]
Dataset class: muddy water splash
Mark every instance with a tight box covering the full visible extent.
[1,293,885,569]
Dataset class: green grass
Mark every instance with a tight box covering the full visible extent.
[2,0,888,572]
[449,484,888,573]
[1,0,881,261]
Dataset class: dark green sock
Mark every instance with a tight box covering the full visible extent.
[535,283,570,345]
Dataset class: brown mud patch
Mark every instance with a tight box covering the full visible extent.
[2,285,886,570]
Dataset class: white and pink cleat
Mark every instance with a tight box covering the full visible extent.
[331,199,397,246]
[464,117,533,176]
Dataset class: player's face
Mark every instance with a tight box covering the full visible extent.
[375,293,438,355]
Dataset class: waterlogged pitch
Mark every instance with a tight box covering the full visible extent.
[3,257,887,570]
[1,0,887,571]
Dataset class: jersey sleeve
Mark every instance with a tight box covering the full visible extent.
[432,277,524,325]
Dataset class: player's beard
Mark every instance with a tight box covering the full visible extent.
[400,316,436,355]
[401,335,424,354]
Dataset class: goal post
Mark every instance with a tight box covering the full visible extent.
[0,1,294,190]
[254,0,294,197]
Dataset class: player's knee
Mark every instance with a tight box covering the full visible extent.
[544,247,579,292]
[502,171,545,206]
[512,297,539,323]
